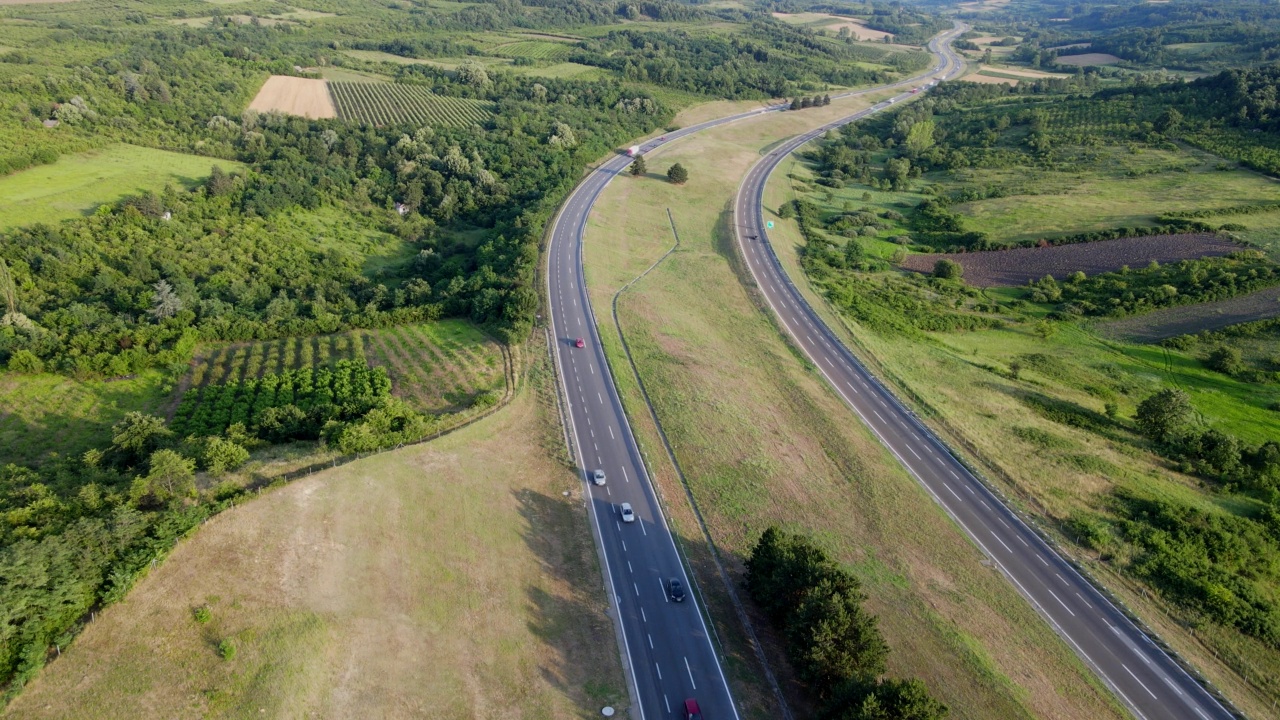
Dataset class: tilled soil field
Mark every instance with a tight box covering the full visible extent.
[901,233,1245,287]
[1096,285,1280,342]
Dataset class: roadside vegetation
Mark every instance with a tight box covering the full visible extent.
[774,65,1280,716]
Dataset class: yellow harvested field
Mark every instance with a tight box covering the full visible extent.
[982,65,1069,78]
[1055,52,1123,66]
[248,75,336,119]
[770,11,892,40]
[961,73,1018,86]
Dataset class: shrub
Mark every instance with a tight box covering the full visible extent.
[6,350,44,374]
[933,259,963,280]
[218,639,237,660]
[666,162,688,185]
[193,606,212,624]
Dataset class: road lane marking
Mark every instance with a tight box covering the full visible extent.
[949,469,959,480]
[622,467,629,483]
[628,561,633,573]
[846,381,859,394]
[908,445,921,460]
[943,483,962,501]
[655,662,663,681]
[1161,676,1183,696]
[609,426,615,439]
[640,607,646,622]
[634,582,639,596]
[1047,588,1076,617]
[873,410,886,423]
[1018,536,1029,547]
[660,578,668,602]
[621,540,626,552]
[1122,664,1158,699]
[598,392,603,404]
[685,656,697,689]
[640,521,647,536]
[992,533,1013,553]
[648,634,654,649]
[1075,592,1092,609]
[664,696,671,714]
[1037,555,1049,566]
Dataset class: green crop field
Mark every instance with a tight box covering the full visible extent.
[184,320,504,415]
[497,40,572,60]
[0,144,242,231]
[328,82,494,126]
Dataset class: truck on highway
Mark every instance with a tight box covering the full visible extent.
[625,145,641,157]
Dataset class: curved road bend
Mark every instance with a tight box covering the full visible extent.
[544,23,968,720]
[732,51,1237,720]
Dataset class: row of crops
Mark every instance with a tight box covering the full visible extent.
[172,360,392,437]
[329,82,494,127]
[497,40,573,61]
[192,333,365,388]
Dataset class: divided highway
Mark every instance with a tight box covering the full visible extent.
[544,24,967,720]
[733,44,1237,720]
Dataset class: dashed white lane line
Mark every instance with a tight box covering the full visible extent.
[1122,664,1158,700]
[873,410,886,423]
[1018,536,1030,547]
[609,426,615,439]
[622,467,629,483]
[648,634,654,649]
[992,533,1013,553]
[1161,675,1184,696]
[908,445,921,460]
[846,381,859,394]
[949,469,959,480]
[633,582,639,597]
[943,483,962,501]
[1075,592,1092,609]
[1038,555,1049,566]
[660,578,668,602]
[627,561,633,573]
[685,656,697,689]
[640,606,646,623]
[598,392,603,404]
[1047,588,1076,617]
[654,662,663,681]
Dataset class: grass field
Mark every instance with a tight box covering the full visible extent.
[767,139,1280,718]
[1,375,626,719]
[0,370,168,466]
[581,90,1124,719]
[0,144,242,231]
[186,320,504,414]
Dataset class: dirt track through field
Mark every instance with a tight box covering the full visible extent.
[248,75,336,118]
[901,233,1245,287]
[1096,285,1280,341]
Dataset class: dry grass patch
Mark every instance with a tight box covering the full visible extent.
[247,75,335,119]
[3,381,624,720]
[582,90,1123,720]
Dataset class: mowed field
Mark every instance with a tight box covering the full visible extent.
[900,234,1245,287]
[0,143,242,230]
[1,381,627,720]
[247,75,335,118]
[1054,53,1123,66]
[769,12,892,40]
[582,91,1124,719]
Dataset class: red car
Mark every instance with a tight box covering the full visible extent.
[574,337,585,348]
[684,698,702,720]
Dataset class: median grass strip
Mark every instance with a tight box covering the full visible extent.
[2,368,625,719]
[582,92,1125,719]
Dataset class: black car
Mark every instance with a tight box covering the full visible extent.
[668,578,686,602]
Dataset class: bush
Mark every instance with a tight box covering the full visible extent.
[193,606,212,624]
[1205,345,1244,376]
[218,639,237,660]
[933,259,963,280]
[667,162,688,184]
[6,350,44,374]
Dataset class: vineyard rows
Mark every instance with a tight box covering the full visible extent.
[191,333,365,388]
[361,323,503,412]
[498,41,572,61]
[172,360,392,437]
[328,82,493,127]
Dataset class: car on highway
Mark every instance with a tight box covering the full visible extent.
[668,578,686,602]
[574,337,585,348]
[683,698,702,720]
[592,469,606,485]
[620,503,635,523]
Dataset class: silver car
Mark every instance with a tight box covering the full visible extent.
[620,503,636,523]
[592,469,606,485]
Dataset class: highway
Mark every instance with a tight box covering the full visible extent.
[544,24,968,720]
[732,35,1237,720]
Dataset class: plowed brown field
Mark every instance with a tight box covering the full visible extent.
[901,233,1244,287]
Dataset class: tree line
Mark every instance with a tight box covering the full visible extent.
[747,527,947,720]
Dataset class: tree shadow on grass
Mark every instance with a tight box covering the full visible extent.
[512,487,629,711]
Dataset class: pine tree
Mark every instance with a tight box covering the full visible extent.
[629,154,647,176]
[667,163,688,185]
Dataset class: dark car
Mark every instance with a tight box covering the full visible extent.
[684,698,702,720]
[668,578,686,602]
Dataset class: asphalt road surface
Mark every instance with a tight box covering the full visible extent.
[544,24,969,720]
[732,40,1238,720]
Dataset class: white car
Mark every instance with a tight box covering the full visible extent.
[592,469,607,485]
[620,503,636,523]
